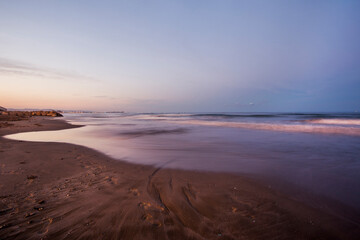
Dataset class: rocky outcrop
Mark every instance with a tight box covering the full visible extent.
[30,111,63,117]
[0,106,7,112]
[0,110,63,121]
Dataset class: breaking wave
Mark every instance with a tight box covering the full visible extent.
[305,119,360,126]
[177,120,360,136]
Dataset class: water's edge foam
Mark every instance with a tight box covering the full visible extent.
[175,119,360,136]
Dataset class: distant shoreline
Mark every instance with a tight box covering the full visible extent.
[0,117,358,239]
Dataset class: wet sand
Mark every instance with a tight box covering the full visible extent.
[0,117,359,239]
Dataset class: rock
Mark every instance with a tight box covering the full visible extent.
[30,110,63,117]
[0,106,7,112]
[24,212,36,218]
[0,110,62,121]
[33,206,44,211]
[27,175,38,180]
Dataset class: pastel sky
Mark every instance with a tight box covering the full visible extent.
[1,1,359,112]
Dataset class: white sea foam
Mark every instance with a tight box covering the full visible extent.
[133,114,192,121]
[176,120,360,135]
[306,119,360,125]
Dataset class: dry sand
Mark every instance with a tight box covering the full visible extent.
[0,117,359,239]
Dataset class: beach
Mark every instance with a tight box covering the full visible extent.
[2,1,359,238]
[0,116,359,239]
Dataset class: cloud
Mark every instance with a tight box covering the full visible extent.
[0,58,97,82]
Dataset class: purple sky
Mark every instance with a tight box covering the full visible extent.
[1,1,359,112]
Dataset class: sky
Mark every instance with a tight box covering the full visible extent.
[0,0,359,112]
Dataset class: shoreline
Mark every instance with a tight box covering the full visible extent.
[0,117,359,239]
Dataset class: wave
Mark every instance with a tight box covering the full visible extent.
[192,113,279,118]
[306,119,360,126]
[176,120,360,136]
